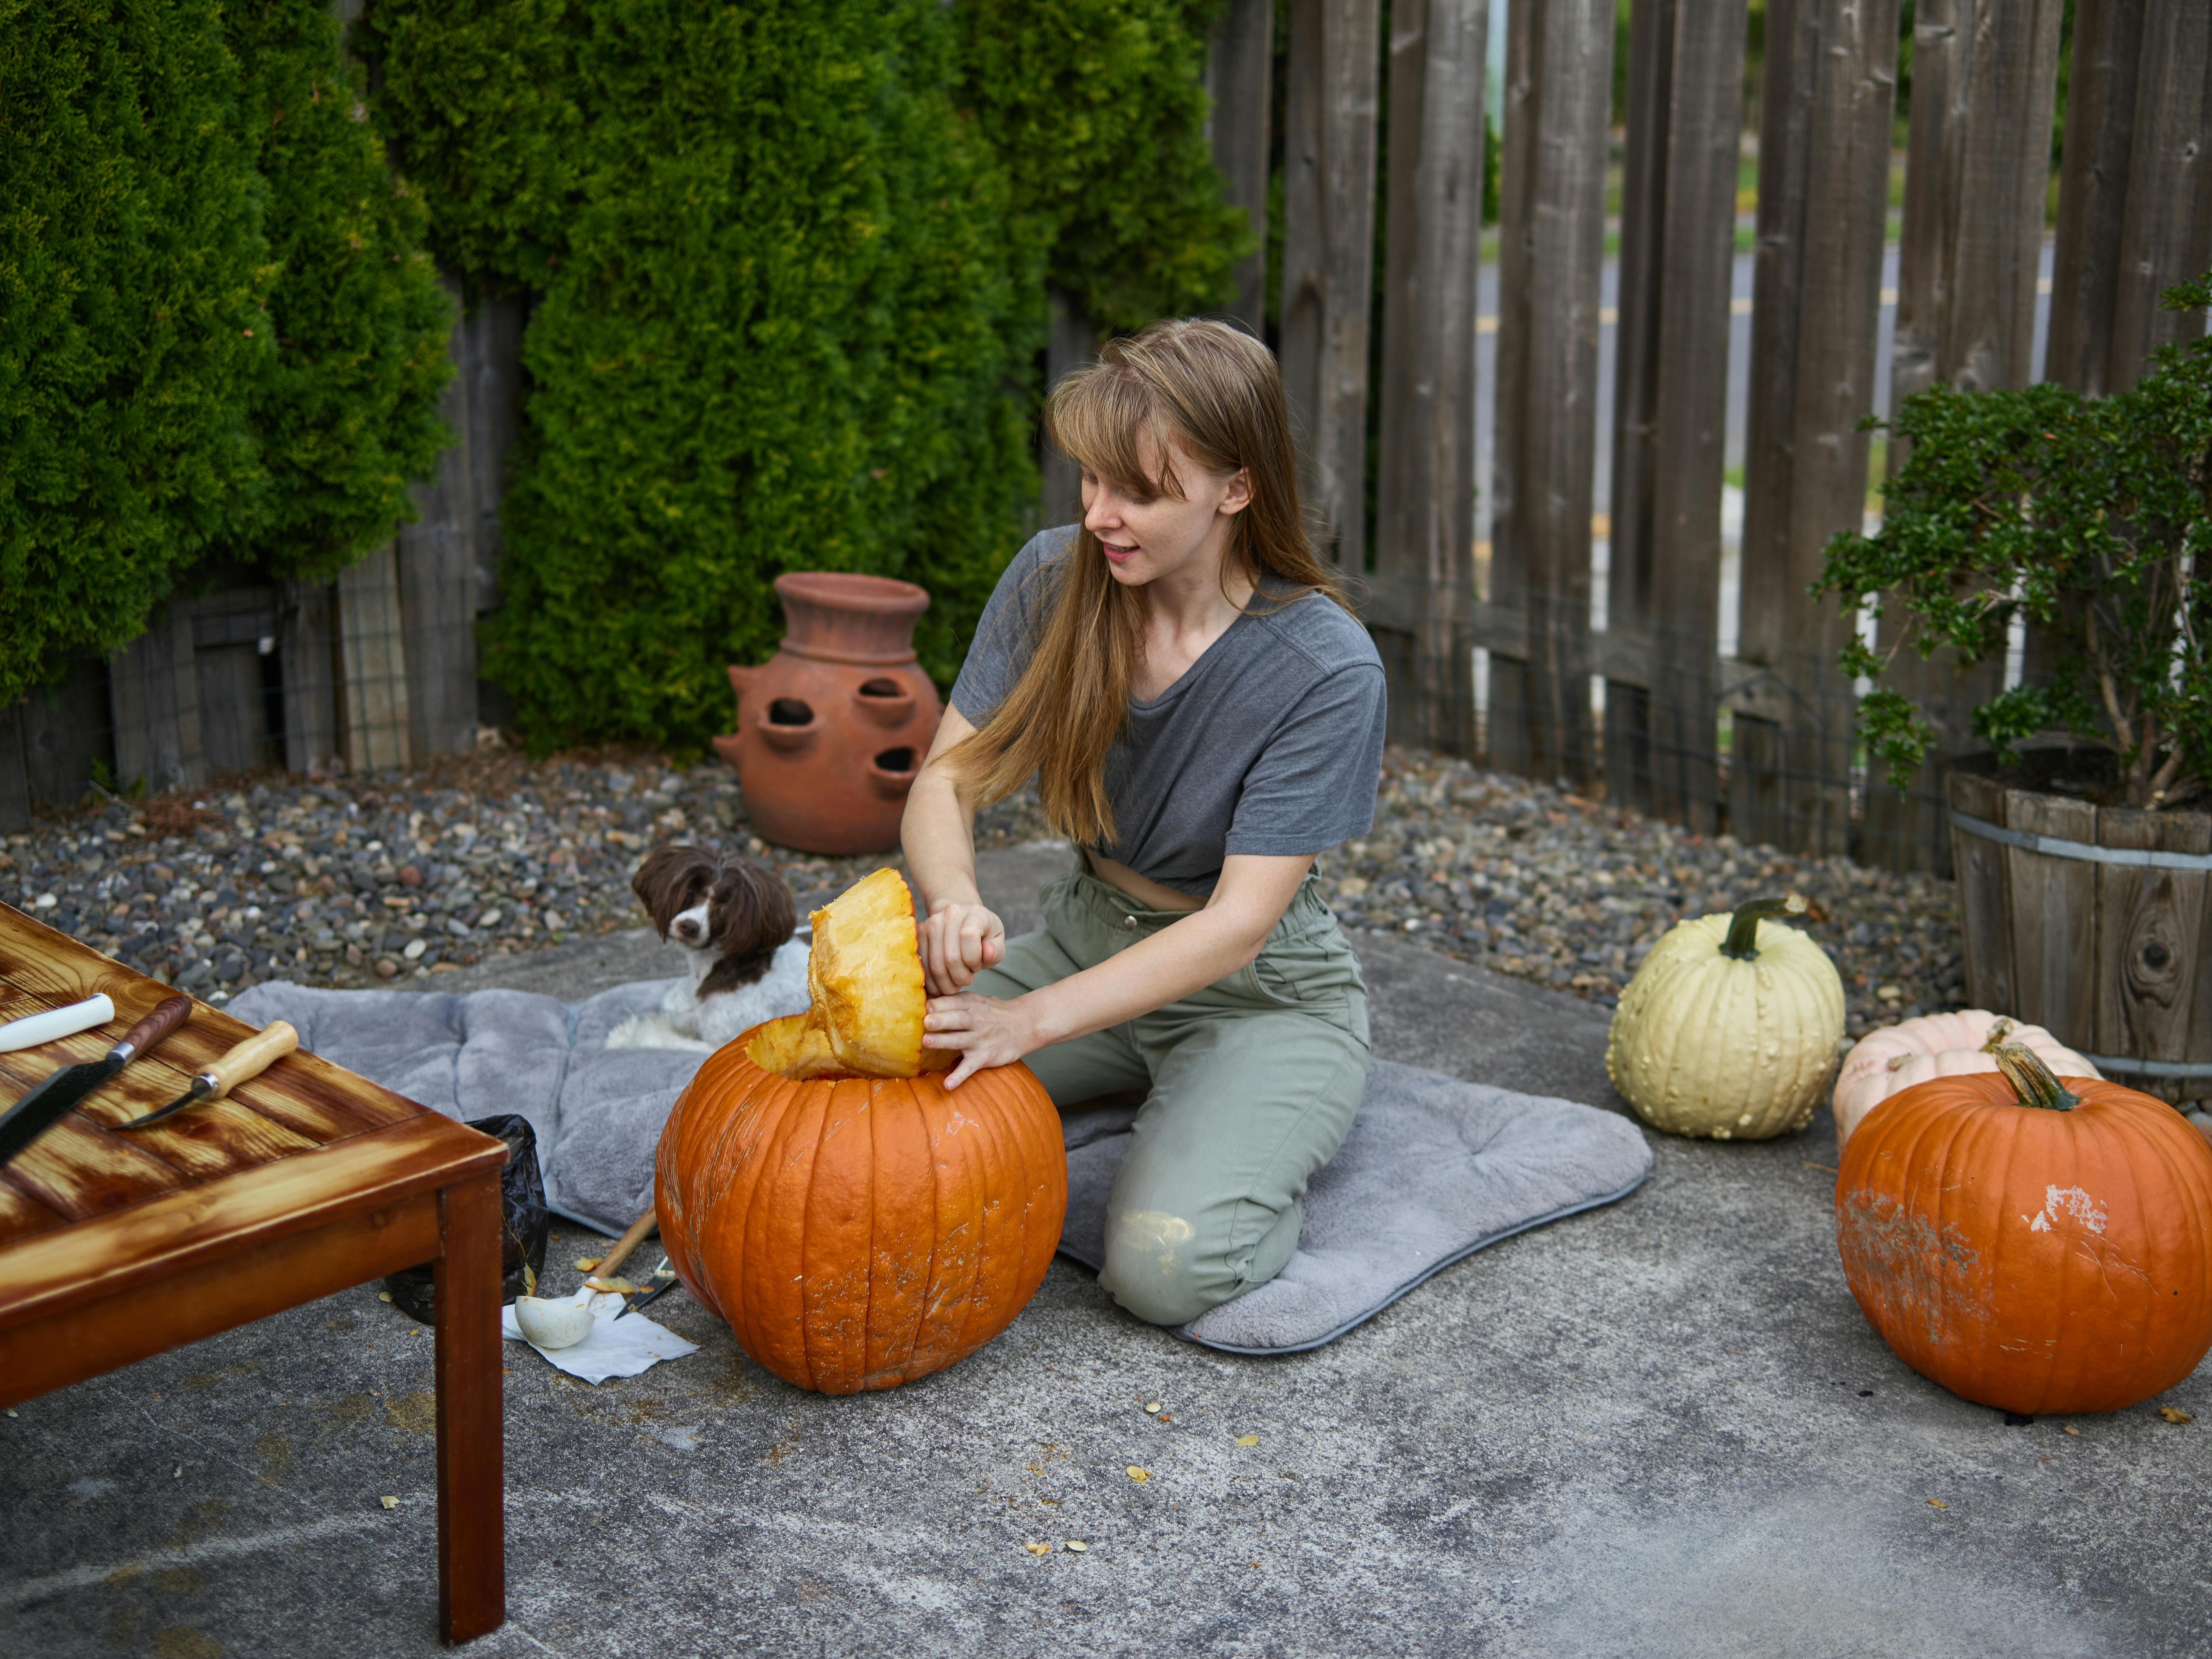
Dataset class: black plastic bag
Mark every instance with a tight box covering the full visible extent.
[382,1114,550,1325]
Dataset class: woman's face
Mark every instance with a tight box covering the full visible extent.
[1080,433,1250,591]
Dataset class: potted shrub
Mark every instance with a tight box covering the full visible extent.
[1818,275,2212,1105]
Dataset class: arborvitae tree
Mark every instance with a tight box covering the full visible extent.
[371,0,1037,748]
[0,0,267,703]
[0,0,452,704]
[365,0,1249,751]
[950,0,1247,337]
[223,0,453,583]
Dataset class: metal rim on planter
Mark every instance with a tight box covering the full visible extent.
[1950,811,2212,872]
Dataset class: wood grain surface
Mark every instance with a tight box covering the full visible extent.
[2003,788,2101,1047]
[0,900,510,1643]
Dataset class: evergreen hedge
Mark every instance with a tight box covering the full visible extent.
[0,0,451,706]
[367,0,1244,751]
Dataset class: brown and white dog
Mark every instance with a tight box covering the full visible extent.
[604,843,808,1052]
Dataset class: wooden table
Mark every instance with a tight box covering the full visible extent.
[0,902,509,1644]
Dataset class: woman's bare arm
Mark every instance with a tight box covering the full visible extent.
[901,705,1006,992]
[922,850,1313,1087]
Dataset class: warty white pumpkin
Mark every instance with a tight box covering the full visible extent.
[1604,893,1845,1140]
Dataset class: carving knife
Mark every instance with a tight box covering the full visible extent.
[115,1021,299,1130]
[0,995,192,1169]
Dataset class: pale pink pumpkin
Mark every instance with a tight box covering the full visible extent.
[1833,1009,2099,1149]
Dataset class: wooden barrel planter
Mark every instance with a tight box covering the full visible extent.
[1948,761,2212,1106]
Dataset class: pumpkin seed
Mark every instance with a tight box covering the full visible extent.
[1126,1466,1149,1483]
[1065,1541,1089,1553]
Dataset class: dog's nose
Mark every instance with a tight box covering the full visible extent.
[674,919,702,943]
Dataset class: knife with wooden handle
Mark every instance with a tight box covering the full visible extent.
[114,1021,300,1130]
[0,995,193,1168]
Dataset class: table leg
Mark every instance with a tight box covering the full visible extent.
[434,1170,505,1643]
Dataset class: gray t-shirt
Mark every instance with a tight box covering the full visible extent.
[949,527,1387,896]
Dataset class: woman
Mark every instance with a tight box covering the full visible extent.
[902,318,1386,1327]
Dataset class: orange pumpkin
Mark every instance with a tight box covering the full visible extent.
[654,1024,1065,1394]
[1836,1044,2212,1415]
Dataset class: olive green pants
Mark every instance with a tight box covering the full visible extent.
[969,865,1370,1326]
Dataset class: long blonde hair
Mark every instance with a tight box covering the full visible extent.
[950,318,1351,847]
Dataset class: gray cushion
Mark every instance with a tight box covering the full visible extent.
[230,983,1652,1355]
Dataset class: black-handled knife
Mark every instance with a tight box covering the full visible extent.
[0,995,193,1170]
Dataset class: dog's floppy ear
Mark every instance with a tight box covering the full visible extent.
[699,856,798,994]
[633,842,717,938]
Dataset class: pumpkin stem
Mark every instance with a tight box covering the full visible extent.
[1976,1017,2017,1055]
[1991,1042,2082,1113]
[1720,893,1809,960]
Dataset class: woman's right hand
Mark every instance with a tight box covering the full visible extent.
[918,899,1006,995]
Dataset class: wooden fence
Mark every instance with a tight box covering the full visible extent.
[1196,0,2212,877]
[0,287,527,830]
[11,0,2211,877]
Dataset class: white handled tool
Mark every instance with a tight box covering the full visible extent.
[0,994,115,1054]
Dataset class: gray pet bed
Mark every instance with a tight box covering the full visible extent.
[231,980,1652,1356]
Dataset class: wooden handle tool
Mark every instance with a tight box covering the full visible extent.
[583,1204,659,1292]
[115,1020,299,1130]
[0,994,192,1166]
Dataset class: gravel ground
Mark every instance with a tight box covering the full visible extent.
[0,745,1049,1004]
[4,745,1958,1042]
[1315,750,1963,1044]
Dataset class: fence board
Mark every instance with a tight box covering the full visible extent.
[2107,0,2212,391]
[3,660,110,830]
[1041,289,1097,530]
[1371,0,1487,758]
[1733,0,1898,857]
[1279,0,1381,569]
[280,580,340,776]
[1864,0,2063,875]
[1208,0,1275,336]
[1606,0,1744,835]
[109,608,205,797]
[190,590,280,777]
[335,546,411,774]
[1486,0,1612,784]
[397,277,480,764]
[458,294,527,733]
[0,712,27,832]
[2048,0,2147,395]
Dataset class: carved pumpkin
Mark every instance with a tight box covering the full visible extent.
[654,868,1064,1392]
[1832,1010,2100,1151]
[1836,1044,2212,1415]
[1604,895,1845,1139]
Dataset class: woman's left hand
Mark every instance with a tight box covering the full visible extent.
[923,992,1040,1090]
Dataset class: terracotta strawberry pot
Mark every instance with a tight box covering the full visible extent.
[713,573,942,855]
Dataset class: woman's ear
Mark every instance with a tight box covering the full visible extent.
[1220,466,1253,516]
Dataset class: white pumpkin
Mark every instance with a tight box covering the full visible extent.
[1604,894,1845,1140]
[1832,1009,2100,1150]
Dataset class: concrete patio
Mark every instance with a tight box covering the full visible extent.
[4,843,2206,1657]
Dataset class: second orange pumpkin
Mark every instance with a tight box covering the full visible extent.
[1835,1045,2212,1416]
